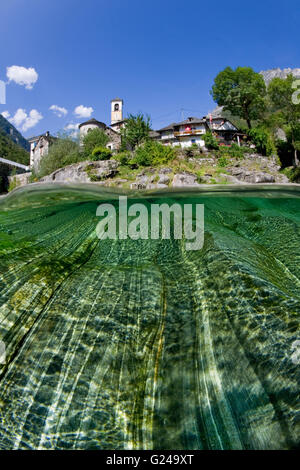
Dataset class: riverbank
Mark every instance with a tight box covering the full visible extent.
[8,150,300,193]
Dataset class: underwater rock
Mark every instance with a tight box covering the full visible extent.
[0,184,299,450]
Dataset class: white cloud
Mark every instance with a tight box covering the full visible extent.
[10,108,43,132]
[11,108,27,127]
[6,65,38,90]
[65,123,79,131]
[64,122,79,138]
[22,109,43,132]
[50,105,68,117]
[1,111,10,119]
[74,105,93,118]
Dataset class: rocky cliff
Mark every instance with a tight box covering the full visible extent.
[260,67,300,85]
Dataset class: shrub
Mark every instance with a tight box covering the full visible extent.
[247,127,276,156]
[28,171,39,184]
[82,128,109,156]
[37,138,82,178]
[91,146,112,161]
[217,143,246,159]
[218,156,229,167]
[114,151,131,166]
[8,175,19,192]
[195,170,205,184]
[203,132,219,150]
[282,166,300,182]
[133,141,176,167]
[229,143,246,158]
[184,144,199,158]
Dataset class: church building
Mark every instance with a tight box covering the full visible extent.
[79,98,125,151]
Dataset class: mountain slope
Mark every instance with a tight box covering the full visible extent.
[260,67,300,85]
[0,129,29,166]
[0,114,30,151]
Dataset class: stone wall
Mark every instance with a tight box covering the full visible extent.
[105,128,121,151]
[8,172,32,188]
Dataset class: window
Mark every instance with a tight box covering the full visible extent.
[114,103,119,112]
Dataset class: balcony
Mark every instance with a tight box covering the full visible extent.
[174,129,205,137]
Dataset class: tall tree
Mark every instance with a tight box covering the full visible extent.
[211,67,266,129]
[82,128,109,156]
[268,74,300,166]
[121,113,151,150]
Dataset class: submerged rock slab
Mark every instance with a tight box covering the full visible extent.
[0,184,299,450]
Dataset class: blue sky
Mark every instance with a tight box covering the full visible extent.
[0,0,299,137]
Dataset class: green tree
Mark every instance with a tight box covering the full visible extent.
[121,113,151,150]
[203,132,219,150]
[268,75,300,166]
[247,127,276,156]
[82,128,109,156]
[211,67,266,129]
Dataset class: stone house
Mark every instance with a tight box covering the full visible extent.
[28,131,57,170]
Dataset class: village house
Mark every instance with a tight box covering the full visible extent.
[28,131,57,169]
[152,116,241,148]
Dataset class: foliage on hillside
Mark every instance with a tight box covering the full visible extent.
[132,141,175,166]
[36,137,82,178]
[211,66,300,166]
[0,129,29,165]
[0,114,30,151]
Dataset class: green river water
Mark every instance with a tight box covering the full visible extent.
[0,184,299,449]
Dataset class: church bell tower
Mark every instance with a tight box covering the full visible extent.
[110,98,123,124]
[111,98,123,125]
